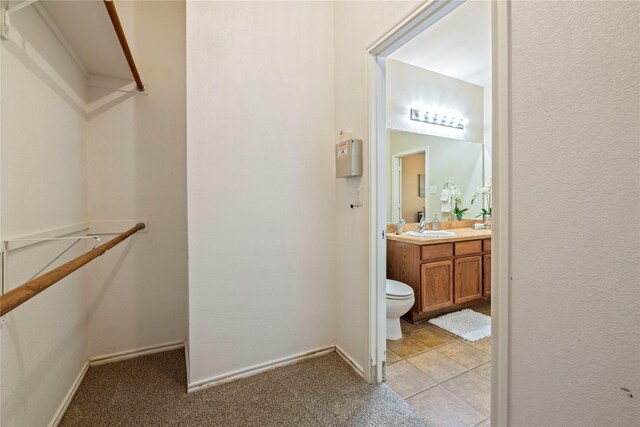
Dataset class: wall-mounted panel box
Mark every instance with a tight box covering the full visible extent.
[335,139,362,178]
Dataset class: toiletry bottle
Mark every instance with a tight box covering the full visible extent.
[432,215,441,231]
[396,219,405,235]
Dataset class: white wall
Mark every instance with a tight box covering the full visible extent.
[85,1,187,359]
[336,3,640,423]
[334,0,420,374]
[0,6,88,426]
[1,2,187,424]
[385,58,486,220]
[509,1,639,425]
[386,58,484,143]
[186,1,336,386]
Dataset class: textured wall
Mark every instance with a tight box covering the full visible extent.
[186,1,337,386]
[86,0,188,359]
[386,58,484,144]
[0,6,88,426]
[333,0,421,372]
[509,1,640,425]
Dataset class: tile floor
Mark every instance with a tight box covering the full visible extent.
[386,304,492,427]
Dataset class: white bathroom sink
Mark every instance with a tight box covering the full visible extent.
[406,230,456,238]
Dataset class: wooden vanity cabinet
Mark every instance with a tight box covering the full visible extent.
[387,237,491,323]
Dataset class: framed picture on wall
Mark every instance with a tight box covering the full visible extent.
[418,174,425,197]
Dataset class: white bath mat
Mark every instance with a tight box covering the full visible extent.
[428,309,490,342]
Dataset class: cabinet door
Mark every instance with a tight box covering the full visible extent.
[483,254,491,297]
[454,256,483,304]
[420,260,454,312]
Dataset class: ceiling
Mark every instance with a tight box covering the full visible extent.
[389,0,491,88]
[40,0,132,80]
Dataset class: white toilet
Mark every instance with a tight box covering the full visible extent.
[386,279,415,340]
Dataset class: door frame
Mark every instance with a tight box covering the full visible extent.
[390,146,430,224]
[366,1,511,425]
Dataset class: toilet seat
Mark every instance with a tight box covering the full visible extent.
[387,294,413,301]
[386,279,414,299]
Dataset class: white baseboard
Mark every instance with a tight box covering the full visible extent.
[49,361,89,427]
[89,341,185,366]
[335,345,364,378]
[48,342,185,425]
[47,342,360,424]
[187,345,335,393]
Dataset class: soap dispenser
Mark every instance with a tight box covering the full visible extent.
[395,219,405,235]
[432,215,441,231]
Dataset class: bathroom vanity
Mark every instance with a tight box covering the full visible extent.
[387,228,491,323]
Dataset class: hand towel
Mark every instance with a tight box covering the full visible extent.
[440,189,450,202]
[441,201,451,213]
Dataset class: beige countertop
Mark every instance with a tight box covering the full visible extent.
[387,227,491,245]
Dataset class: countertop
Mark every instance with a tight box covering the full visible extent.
[386,227,491,245]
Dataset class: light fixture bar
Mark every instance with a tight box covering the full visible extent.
[409,108,465,130]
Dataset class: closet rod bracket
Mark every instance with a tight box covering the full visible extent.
[1,0,40,40]
[1,6,10,41]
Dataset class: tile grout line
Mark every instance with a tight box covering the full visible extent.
[472,417,490,427]
[394,309,492,425]
[439,371,492,418]
[401,359,490,400]
[388,341,490,372]
[393,319,492,362]
[402,341,489,376]
[389,331,463,361]
[405,324,491,355]
[403,378,489,425]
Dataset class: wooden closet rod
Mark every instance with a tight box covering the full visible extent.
[0,223,145,317]
[103,0,145,91]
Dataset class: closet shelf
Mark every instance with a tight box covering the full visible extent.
[3,0,145,92]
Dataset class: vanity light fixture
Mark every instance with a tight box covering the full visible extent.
[410,108,467,130]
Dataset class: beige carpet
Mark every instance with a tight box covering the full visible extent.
[61,349,430,426]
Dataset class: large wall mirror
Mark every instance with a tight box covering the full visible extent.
[387,129,484,223]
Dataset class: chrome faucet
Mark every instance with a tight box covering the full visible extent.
[414,217,429,233]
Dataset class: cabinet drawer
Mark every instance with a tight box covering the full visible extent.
[421,243,453,260]
[454,240,482,256]
[483,239,491,252]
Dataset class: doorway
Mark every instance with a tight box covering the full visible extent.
[367,1,511,426]
[390,147,429,225]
